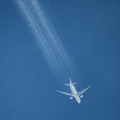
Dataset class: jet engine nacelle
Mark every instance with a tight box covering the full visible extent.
[70,97,73,99]
[80,95,83,98]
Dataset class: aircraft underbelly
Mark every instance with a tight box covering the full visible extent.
[75,95,81,103]
[70,86,77,94]
[70,86,80,103]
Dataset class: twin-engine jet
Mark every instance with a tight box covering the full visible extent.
[56,78,91,103]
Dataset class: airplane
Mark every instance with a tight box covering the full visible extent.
[56,78,91,104]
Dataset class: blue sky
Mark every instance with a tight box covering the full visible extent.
[0,0,120,120]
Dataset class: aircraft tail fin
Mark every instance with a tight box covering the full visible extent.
[64,78,76,86]
[69,78,76,86]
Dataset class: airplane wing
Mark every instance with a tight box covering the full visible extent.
[77,85,91,96]
[56,90,73,96]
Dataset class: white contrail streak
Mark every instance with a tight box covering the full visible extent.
[14,0,78,82]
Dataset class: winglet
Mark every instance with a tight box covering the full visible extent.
[69,78,72,85]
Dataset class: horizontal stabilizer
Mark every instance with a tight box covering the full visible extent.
[64,82,76,86]
[72,82,76,86]
[64,84,70,86]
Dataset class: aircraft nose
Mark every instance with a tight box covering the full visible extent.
[79,99,81,104]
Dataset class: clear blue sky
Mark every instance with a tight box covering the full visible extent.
[0,0,120,120]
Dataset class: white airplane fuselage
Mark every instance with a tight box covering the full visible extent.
[70,85,81,103]
[56,78,91,104]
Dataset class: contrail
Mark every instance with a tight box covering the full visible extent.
[14,0,78,82]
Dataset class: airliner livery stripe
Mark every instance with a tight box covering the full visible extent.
[69,78,72,84]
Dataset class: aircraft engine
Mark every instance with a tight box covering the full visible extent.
[70,97,73,99]
[80,95,83,98]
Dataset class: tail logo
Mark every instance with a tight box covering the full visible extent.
[69,78,72,85]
